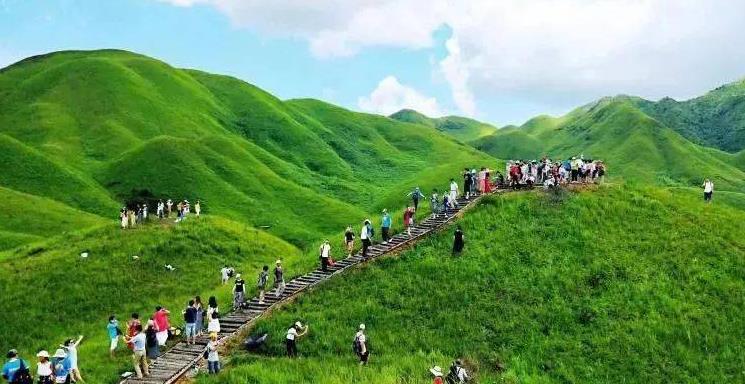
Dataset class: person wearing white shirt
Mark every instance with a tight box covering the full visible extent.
[353,324,369,365]
[449,179,458,208]
[285,322,308,358]
[360,220,372,260]
[702,179,714,203]
[319,240,331,272]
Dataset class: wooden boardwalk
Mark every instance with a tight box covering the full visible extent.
[120,189,503,384]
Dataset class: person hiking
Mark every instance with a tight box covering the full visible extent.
[153,307,170,347]
[407,187,426,212]
[2,349,30,384]
[703,178,714,203]
[220,265,231,285]
[344,226,355,257]
[51,349,70,384]
[195,200,201,216]
[207,296,219,321]
[462,168,471,199]
[194,296,204,336]
[206,334,220,374]
[207,311,221,338]
[452,226,464,255]
[257,266,269,304]
[120,208,128,229]
[166,199,173,217]
[445,360,470,383]
[403,207,414,237]
[126,313,141,350]
[107,315,121,358]
[381,209,392,244]
[430,366,445,384]
[232,275,246,310]
[353,324,369,365]
[319,240,331,272]
[183,300,198,345]
[157,200,164,219]
[360,220,372,260]
[430,190,440,218]
[449,179,459,207]
[61,335,84,383]
[36,351,53,384]
[145,320,159,363]
[285,322,308,358]
[124,324,149,379]
[274,260,286,297]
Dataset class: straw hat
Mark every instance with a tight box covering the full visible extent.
[53,349,67,359]
[276,259,282,265]
[359,323,365,330]
[36,350,50,358]
[294,321,303,328]
[430,366,443,377]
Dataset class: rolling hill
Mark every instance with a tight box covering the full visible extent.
[470,98,745,192]
[196,185,745,384]
[390,108,499,143]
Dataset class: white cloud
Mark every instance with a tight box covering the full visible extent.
[358,76,444,117]
[159,0,745,119]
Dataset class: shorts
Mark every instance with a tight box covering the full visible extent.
[110,337,119,351]
[185,323,197,337]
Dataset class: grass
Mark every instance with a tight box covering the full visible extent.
[390,109,499,143]
[195,184,745,384]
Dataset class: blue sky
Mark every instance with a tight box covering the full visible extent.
[2,0,745,125]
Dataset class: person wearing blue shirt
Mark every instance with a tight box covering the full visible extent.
[52,349,71,383]
[381,209,392,244]
[107,315,120,358]
[2,349,29,382]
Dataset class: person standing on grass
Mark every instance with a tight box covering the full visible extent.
[353,324,369,365]
[344,226,355,257]
[430,366,445,384]
[124,325,149,379]
[52,349,70,384]
[233,275,246,310]
[120,208,128,229]
[206,334,220,374]
[166,199,173,217]
[2,349,30,383]
[274,260,286,297]
[153,307,171,347]
[446,360,470,383]
[449,179,459,207]
[381,210,392,244]
[452,226,464,255]
[257,266,269,304]
[360,220,372,260]
[703,178,714,203]
[157,200,164,219]
[285,322,308,358]
[36,350,53,384]
[61,335,84,383]
[145,320,159,363]
[319,240,331,272]
[220,265,231,285]
[195,200,201,217]
[107,315,121,358]
[407,187,426,212]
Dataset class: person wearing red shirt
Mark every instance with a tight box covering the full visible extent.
[430,366,444,384]
[153,306,171,346]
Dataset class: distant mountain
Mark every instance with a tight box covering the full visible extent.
[471,97,745,192]
[630,80,745,153]
[390,109,498,143]
[0,49,493,249]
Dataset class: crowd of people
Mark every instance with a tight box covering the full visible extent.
[505,156,606,188]
[4,161,608,384]
[119,199,201,229]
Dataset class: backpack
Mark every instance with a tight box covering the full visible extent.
[352,335,362,354]
[12,360,33,384]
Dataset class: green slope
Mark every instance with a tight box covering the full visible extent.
[0,49,496,249]
[631,80,745,152]
[472,99,745,192]
[390,109,499,143]
[197,185,745,384]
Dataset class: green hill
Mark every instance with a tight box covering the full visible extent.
[629,80,745,153]
[0,50,494,248]
[390,109,499,143]
[471,98,745,192]
[196,185,745,384]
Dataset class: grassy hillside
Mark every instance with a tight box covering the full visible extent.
[0,49,495,248]
[197,185,745,384]
[390,109,499,143]
[471,99,745,193]
[632,79,745,152]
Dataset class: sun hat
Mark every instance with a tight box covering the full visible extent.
[53,349,66,359]
[294,321,303,328]
[276,259,282,264]
[36,350,50,358]
[6,349,17,358]
[430,366,443,377]
[359,323,365,330]
[236,273,241,278]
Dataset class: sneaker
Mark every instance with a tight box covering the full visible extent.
[258,301,265,305]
